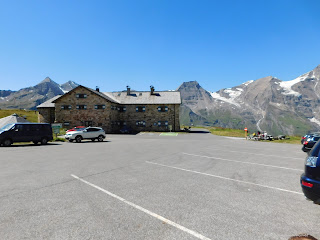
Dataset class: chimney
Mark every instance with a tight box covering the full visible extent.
[126,86,131,95]
[150,85,155,95]
[96,86,100,92]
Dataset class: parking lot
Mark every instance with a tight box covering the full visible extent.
[0,130,318,239]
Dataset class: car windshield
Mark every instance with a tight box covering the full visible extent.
[310,140,320,157]
[0,123,15,132]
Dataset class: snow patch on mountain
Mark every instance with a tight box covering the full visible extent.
[310,117,320,127]
[242,80,254,86]
[59,86,68,94]
[224,88,243,98]
[210,90,241,107]
[279,72,310,97]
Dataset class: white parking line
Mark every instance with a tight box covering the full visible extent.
[145,161,303,195]
[182,152,303,172]
[71,174,212,240]
[205,148,302,160]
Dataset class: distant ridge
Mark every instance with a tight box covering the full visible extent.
[178,64,320,136]
[0,78,79,110]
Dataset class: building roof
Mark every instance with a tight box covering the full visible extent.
[36,86,181,108]
[106,91,181,104]
[0,113,30,129]
[52,86,121,104]
[37,95,62,108]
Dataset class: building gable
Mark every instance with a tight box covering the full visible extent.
[53,85,119,104]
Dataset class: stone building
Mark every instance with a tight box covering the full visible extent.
[37,85,181,133]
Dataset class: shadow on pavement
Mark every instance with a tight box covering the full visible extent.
[181,128,210,134]
[2,142,62,148]
[67,140,111,144]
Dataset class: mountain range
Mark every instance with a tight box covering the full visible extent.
[178,64,320,136]
[0,78,78,110]
[1,65,320,136]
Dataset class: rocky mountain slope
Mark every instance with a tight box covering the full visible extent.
[179,65,320,136]
[0,78,79,110]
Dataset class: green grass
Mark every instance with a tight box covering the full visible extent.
[272,136,301,144]
[208,127,246,138]
[53,137,66,142]
[0,109,38,122]
[190,126,302,144]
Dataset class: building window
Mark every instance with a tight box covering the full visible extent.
[136,121,146,127]
[158,106,168,112]
[118,106,126,112]
[76,94,87,98]
[95,105,106,109]
[76,105,87,110]
[111,106,117,110]
[84,121,93,127]
[61,105,71,110]
[117,121,126,126]
[112,121,126,126]
[136,106,146,112]
[63,122,70,126]
[158,121,168,126]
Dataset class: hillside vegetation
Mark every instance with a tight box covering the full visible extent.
[0,109,38,123]
[206,126,301,144]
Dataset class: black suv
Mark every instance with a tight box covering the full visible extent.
[302,136,320,153]
[301,139,320,203]
[0,123,53,146]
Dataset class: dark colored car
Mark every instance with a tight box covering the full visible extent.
[302,136,320,152]
[0,123,53,146]
[301,132,320,144]
[301,140,320,203]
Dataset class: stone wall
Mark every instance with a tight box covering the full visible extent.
[116,104,180,132]
[38,108,55,123]
[54,87,114,132]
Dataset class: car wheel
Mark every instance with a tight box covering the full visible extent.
[3,139,12,147]
[98,135,104,142]
[41,138,48,145]
[69,139,74,142]
[75,136,82,143]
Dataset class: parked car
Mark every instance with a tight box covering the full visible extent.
[65,127,106,143]
[66,126,86,133]
[301,132,320,144]
[0,123,53,146]
[301,139,320,203]
[302,136,320,152]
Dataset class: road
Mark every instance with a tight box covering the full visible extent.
[0,130,317,240]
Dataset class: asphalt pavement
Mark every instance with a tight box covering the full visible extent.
[0,131,317,240]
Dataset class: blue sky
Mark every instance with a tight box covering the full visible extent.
[0,0,319,92]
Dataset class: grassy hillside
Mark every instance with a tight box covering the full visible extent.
[0,109,38,123]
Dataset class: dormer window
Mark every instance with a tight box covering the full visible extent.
[76,94,87,98]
